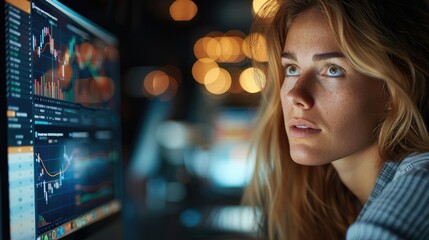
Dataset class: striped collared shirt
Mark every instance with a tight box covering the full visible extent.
[347,152,429,239]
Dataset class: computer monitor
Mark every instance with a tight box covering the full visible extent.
[2,0,123,239]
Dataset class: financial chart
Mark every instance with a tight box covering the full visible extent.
[31,0,118,106]
[31,0,121,237]
[34,139,117,235]
[5,0,122,239]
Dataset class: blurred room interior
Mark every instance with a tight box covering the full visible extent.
[8,0,268,239]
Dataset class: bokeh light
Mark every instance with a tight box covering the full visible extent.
[230,36,245,62]
[143,70,170,96]
[252,0,268,16]
[216,36,233,62]
[193,37,221,60]
[239,67,266,93]
[194,31,246,63]
[204,68,231,95]
[216,36,245,63]
[192,58,219,84]
[242,33,268,62]
[169,0,198,21]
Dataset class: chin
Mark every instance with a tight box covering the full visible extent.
[290,149,330,166]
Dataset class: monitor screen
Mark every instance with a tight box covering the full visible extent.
[3,0,123,239]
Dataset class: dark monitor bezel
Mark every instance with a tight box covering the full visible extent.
[1,0,11,238]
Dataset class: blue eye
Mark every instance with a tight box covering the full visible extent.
[325,65,344,77]
[285,65,301,76]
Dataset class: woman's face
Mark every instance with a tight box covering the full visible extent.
[281,9,388,166]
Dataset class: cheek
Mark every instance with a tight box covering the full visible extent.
[329,90,384,142]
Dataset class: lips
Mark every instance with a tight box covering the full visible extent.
[288,119,321,138]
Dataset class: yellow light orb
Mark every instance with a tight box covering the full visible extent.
[194,37,222,60]
[242,33,268,62]
[191,58,219,84]
[229,36,245,62]
[217,37,233,63]
[204,37,221,60]
[239,67,266,93]
[204,68,231,95]
[143,70,170,96]
[193,37,208,59]
[252,0,268,16]
[169,0,198,21]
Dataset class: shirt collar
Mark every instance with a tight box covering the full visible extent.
[356,161,400,219]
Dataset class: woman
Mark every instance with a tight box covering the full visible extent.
[243,0,429,239]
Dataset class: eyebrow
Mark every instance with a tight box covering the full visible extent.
[281,51,345,61]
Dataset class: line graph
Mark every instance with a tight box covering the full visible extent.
[72,150,115,206]
[35,145,74,205]
[34,144,71,230]
[35,145,73,178]
[75,181,113,206]
[34,142,118,234]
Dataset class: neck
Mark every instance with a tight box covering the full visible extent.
[331,143,383,204]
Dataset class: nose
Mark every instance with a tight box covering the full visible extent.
[282,73,315,110]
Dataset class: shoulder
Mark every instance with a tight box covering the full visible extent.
[393,152,429,180]
[347,152,429,240]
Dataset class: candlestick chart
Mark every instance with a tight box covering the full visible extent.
[31,8,118,106]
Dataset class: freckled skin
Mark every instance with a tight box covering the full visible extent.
[281,9,388,166]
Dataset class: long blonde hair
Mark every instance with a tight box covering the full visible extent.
[243,0,429,239]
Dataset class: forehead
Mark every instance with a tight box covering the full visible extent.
[284,9,340,54]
